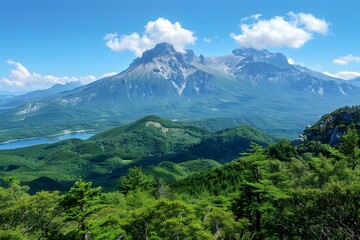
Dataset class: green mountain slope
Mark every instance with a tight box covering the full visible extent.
[0,115,276,191]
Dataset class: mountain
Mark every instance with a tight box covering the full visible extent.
[301,106,360,145]
[169,125,277,163]
[0,81,83,108]
[0,115,276,191]
[1,43,360,141]
[348,77,360,87]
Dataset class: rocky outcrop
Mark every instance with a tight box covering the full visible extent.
[301,106,360,145]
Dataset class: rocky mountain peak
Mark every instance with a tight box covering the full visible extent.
[129,42,195,68]
[144,42,177,57]
[232,47,291,69]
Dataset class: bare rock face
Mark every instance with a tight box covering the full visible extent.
[301,106,360,145]
[292,134,306,146]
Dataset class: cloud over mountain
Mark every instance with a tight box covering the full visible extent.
[230,12,329,49]
[0,60,98,91]
[104,18,197,57]
[323,71,360,80]
[333,54,360,65]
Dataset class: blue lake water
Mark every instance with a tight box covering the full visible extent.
[0,132,95,150]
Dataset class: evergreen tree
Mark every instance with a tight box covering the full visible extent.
[59,179,102,240]
[339,128,360,170]
[120,166,155,194]
[232,144,289,239]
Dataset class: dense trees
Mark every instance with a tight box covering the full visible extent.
[120,167,155,194]
[2,139,360,239]
[339,128,360,170]
[59,180,102,240]
[0,177,60,239]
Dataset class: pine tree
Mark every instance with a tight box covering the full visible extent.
[59,179,102,240]
[339,128,360,170]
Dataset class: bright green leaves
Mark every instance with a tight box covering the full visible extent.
[339,128,360,169]
[0,179,60,239]
[120,166,155,194]
[123,199,210,240]
[59,179,102,239]
[232,143,289,239]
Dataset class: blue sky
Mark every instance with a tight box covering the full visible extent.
[1,0,360,92]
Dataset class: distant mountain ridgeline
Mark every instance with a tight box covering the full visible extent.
[0,81,83,109]
[1,43,360,141]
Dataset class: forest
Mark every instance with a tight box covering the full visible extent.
[1,126,360,239]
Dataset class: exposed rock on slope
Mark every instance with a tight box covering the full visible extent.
[302,106,360,145]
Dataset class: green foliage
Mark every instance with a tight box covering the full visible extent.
[339,128,360,169]
[120,167,155,194]
[231,144,289,238]
[59,179,102,239]
[1,115,272,188]
[123,199,211,239]
[272,182,360,239]
[268,139,297,161]
[0,178,61,239]
[3,113,360,239]
[0,230,26,240]
[202,206,250,239]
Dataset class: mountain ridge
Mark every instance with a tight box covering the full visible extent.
[1,42,360,141]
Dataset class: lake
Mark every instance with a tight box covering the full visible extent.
[0,132,95,150]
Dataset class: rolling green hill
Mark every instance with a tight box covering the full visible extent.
[0,115,276,191]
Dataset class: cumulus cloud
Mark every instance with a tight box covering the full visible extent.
[323,71,360,80]
[333,54,360,65]
[288,12,328,34]
[0,60,104,92]
[230,12,329,49]
[104,18,197,57]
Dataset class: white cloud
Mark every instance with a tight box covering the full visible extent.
[104,18,197,57]
[231,12,329,49]
[333,59,348,65]
[203,37,212,43]
[323,71,360,80]
[101,72,118,78]
[288,12,329,34]
[0,60,105,92]
[241,14,262,22]
[333,54,360,65]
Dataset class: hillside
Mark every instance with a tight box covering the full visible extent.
[2,108,360,239]
[0,115,276,191]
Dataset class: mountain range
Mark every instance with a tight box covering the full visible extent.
[0,81,83,109]
[1,42,360,141]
